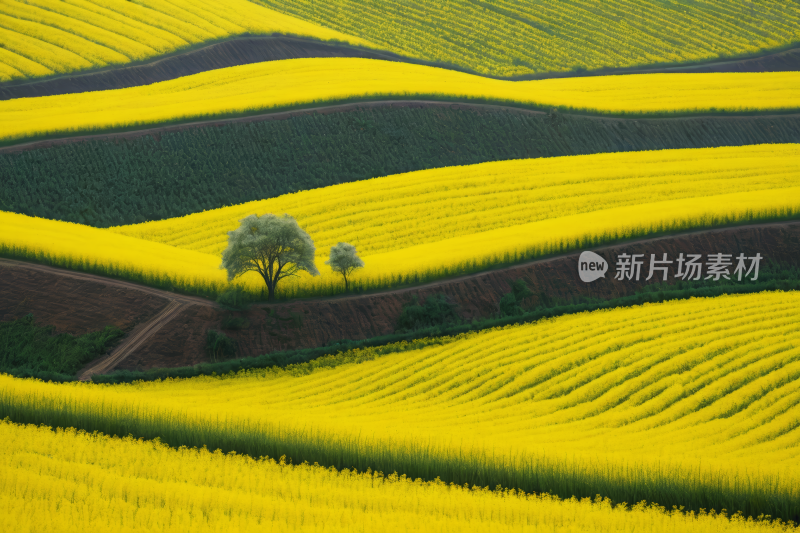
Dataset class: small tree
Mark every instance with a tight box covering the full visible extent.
[220,213,319,301]
[326,242,364,292]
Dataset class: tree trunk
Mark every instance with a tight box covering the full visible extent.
[260,271,275,301]
[343,273,349,292]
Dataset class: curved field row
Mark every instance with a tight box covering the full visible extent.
[2,58,799,144]
[1,145,798,299]
[2,291,800,519]
[0,0,371,83]
[1,422,791,533]
[251,0,800,77]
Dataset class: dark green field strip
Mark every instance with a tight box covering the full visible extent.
[2,105,799,228]
[2,34,798,101]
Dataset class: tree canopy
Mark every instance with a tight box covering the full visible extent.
[220,213,319,300]
[326,242,364,291]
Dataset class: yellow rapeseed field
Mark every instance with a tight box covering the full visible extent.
[2,292,799,519]
[0,0,372,82]
[256,0,800,77]
[2,145,798,298]
[1,420,793,533]
[1,59,799,142]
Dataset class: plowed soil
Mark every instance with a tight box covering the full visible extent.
[3,222,799,374]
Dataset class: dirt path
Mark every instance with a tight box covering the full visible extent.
[0,259,212,307]
[76,300,189,381]
[0,259,212,379]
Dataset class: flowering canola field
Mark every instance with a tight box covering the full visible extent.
[2,144,798,298]
[3,0,798,82]
[257,0,800,77]
[0,0,370,82]
[2,59,799,143]
[2,291,799,520]
[1,420,793,533]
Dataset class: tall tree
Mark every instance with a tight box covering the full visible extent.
[220,214,319,301]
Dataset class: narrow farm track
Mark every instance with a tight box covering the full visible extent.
[76,301,189,381]
[1,36,798,101]
[0,259,210,307]
[0,258,208,377]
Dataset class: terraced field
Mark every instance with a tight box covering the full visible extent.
[0,0,370,82]
[2,291,799,520]
[3,59,800,144]
[256,0,800,76]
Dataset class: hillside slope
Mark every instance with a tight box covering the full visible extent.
[111,144,800,297]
